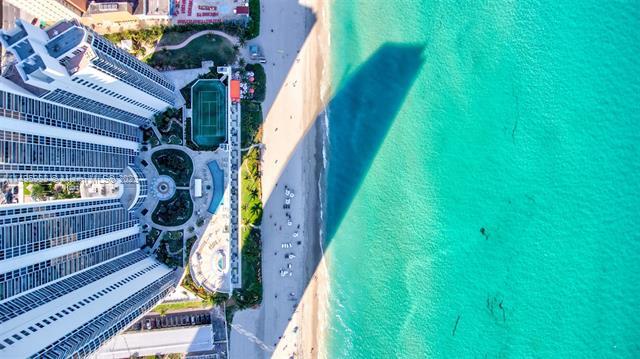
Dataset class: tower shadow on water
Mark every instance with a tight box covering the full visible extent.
[326,43,425,243]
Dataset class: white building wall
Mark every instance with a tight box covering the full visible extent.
[0,114,140,150]
[3,20,173,117]
[5,0,81,23]
[0,257,172,358]
[0,226,141,274]
[72,66,171,118]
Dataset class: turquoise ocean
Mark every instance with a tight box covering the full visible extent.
[324,1,640,357]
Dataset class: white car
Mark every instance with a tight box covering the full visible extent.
[281,243,292,248]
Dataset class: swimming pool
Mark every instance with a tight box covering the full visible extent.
[207,161,224,214]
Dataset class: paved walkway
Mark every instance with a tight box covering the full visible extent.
[156,30,239,51]
[163,62,213,90]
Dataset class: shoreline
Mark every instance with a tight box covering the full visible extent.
[301,0,332,357]
[229,0,331,357]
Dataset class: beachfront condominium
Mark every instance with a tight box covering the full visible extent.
[0,19,176,126]
[0,20,179,358]
[3,1,87,24]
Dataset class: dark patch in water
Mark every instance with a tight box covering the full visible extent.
[486,293,507,323]
[480,227,489,240]
[452,314,461,336]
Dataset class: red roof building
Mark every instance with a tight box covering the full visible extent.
[234,6,249,16]
[230,80,241,102]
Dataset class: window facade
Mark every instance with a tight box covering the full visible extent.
[0,250,147,324]
[44,89,148,126]
[32,271,176,359]
[0,234,142,300]
[0,129,136,180]
[0,90,141,142]
[0,198,136,260]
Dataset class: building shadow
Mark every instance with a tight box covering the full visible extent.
[325,43,425,243]
[252,0,317,115]
[252,42,425,358]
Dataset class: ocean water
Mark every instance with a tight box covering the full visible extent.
[325,1,640,358]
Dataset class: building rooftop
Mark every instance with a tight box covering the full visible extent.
[1,25,27,47]
[61,47,92,74]
[87,1,136,15]
[20,55,46,75]
[45,26,85,58]
[13,40,35,60]
[235,6,250,15]
[66,0,89,12]
[46,20,77,39]
[143,0,171,16]
[2,64,50,97]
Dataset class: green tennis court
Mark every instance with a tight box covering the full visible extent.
[191,80,227,147]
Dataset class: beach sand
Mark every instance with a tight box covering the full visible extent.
[229,0,330,358]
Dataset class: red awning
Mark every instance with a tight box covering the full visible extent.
[235,6,250,15]
[230,80,241,101]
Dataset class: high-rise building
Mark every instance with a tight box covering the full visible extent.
[0,19,177,126]
[4,0,87,24]
[0,19,179,358]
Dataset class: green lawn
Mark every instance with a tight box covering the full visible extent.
[241,100,263,147]
[147,35,237,69]
[152,300,210,314]
[157,30,198,46]
[232,147,263,309]
[241,148,262,226]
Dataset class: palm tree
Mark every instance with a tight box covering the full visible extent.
[250,203,262,217]
[30,183,46,201]
[249,187,259,200]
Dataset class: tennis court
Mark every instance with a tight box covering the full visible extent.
[191,80,227,147]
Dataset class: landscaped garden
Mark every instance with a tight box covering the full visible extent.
[146,34,237,70]
[241,100,263,148]
[145,227,161,248]
[181,265,230,305]
[245,0,261,40]
[151,190,193,227]
[25,181,80,201]
[152,300,211,316]
[151,149,193,186]
[142,128,161,148]
[240,63,266,147]
[241,148,263,226]
[155,230,184,268]
[232,147,263,309]
[103,22,246,51]
[244,63,266,102]
[153,108,183,145]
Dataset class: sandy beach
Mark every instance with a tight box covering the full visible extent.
[230,0,330,358]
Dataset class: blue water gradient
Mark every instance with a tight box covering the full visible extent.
[326,1,640,357]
